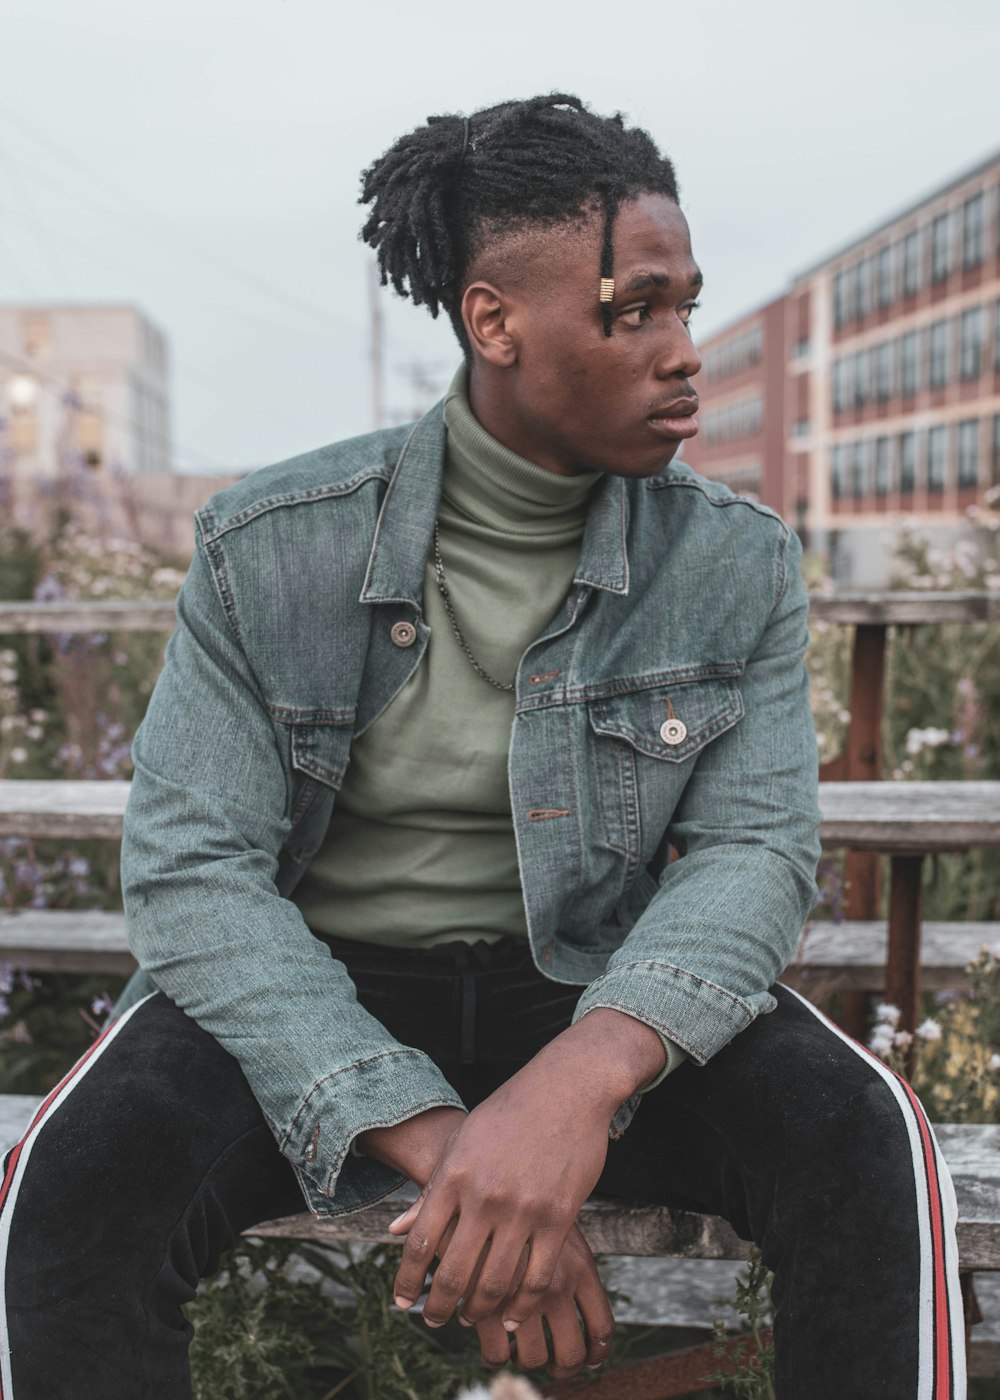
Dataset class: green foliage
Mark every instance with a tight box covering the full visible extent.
[708,1249,775,1400]
[187,1239,487,1400]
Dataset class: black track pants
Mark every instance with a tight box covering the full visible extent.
[0,936,965,1398]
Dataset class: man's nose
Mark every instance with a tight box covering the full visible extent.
[654,319,702,380]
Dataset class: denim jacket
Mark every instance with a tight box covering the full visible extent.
[116,399,821,1218]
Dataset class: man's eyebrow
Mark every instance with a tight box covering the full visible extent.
[619,268,704,294]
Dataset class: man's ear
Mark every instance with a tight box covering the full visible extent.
[461,282,518,368]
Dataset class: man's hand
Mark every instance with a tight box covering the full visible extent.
[463,1224,615,1378]
[382,1010,665,1331]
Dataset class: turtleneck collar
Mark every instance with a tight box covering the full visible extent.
[442,365,602,542]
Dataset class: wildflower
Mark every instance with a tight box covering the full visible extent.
[916,1019,943,1042]
[28,709,47,724]
[905,727,952,757]
[91,994,114,1017]
[0,649,15,666]
[8,748,27,765]
[869,1028,896,1057]
[989,1055,1000,1072]
[893,1030,914,1052]
[874,1003,902,1027]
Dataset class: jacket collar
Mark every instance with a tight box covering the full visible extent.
[359,397,631,607]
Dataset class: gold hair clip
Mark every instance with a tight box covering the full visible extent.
[598,277,615,303]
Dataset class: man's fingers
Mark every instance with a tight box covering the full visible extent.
[387,1194,424,1235]
[544,1296,591,1379]
[473,1313,511,1370]
[511,1312,549,1371]
[501,1230,564,1328]
[392,1188,456,1308]
[576,1270,616,1368]
[458,1237,530,1324]
[421,1220,495,1327]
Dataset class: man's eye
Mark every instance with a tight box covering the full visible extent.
[619,305,652,327]
[678,300,701,324]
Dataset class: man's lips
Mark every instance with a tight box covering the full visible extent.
[647,397,700,439]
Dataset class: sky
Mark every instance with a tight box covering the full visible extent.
[1,0,998,473]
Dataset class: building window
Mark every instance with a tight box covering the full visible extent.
[851,441,867,499]
[702,394,763,445]
[927,424,949,491]
[874,341,893,401]
[899,431,917,494]
[857,259,872,319]
[903,229,920,296]
[928,319,950,389]
[957,420,979,489]
[992,415,1000,488]
[6,373,39,454]
[874,436,891,496]
[959,306,983,381]
[831,444,845,500]
[962,192,985,269]
[702,323,764,383]
[900,331,919,396]
[994,298,1000,373]
[832,359,844,414]
[877,245,895,308]
[792,418,810,438]
[931,213,952,284]
[854,349,870,407]
[21,313,50,359]
[833,272,847,330]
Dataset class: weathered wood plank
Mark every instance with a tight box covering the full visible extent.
[0,908,996,987]
[0,910,134,973]
[2,779,999,851]
[0,781,130,838]
[790,921,1000,991]
[809,591,1000,625]
[819,782,1000,852]
[0,601,176,633]
[2,593,996,635]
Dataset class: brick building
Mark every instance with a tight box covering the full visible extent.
[683,148,1000,582]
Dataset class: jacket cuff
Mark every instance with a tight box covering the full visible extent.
[573,960,765,1073]
[281,1046,465,1215]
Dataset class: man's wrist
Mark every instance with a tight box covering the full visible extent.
[355,1106,467,1186]
[537,1008,668,1114]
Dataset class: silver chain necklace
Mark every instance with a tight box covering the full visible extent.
[432,522,515,692]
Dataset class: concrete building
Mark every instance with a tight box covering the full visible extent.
[684,148,1000,583]
[0,303,172,479]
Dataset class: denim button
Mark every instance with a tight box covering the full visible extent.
[660,717,687,745]
[390,621,417,648]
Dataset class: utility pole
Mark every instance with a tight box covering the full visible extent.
[368,260,385,431]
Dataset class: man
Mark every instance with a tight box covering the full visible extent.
[1,96,964,1398]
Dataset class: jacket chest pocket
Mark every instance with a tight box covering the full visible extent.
[587,674,744,864]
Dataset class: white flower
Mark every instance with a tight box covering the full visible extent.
[28,709,47,724]
[0,667,18,685]
[874,1003,902,1027]
[916,1019,943,1042]
[905,727,952,757]
[25,726,43,741]
[0,649,16,665]
[869,1028,896,1057]
[893,1030,914,1051]
[8,747,27,765]
[989,1055,1000,1072]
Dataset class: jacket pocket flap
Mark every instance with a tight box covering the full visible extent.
[588,677,744,763]
[289,723,353,789]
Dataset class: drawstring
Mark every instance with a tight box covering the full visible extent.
[452,943,478,1064]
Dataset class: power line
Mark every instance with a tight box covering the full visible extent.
[0,106,364,340]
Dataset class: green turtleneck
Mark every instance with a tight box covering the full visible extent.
[293,366,600,947]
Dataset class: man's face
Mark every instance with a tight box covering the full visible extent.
[468,193,703,478]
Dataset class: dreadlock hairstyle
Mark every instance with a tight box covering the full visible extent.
[359,94,680,350]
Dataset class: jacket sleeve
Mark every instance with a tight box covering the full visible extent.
[120,528,465,1214]
[572,524,821,1078]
